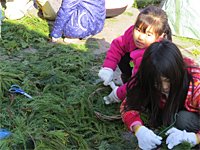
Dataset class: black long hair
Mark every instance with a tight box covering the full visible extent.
[125,39,192,127]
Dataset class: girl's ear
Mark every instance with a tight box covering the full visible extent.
[157,33,165,41]
[159,33,165,39]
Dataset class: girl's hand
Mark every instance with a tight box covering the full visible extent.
[103,81,120,104]
[165,127,199,149]
[98,67,113,86]
[135,126,162,150]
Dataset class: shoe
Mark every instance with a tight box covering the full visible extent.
[82,35,92,40]
[52,37,59,42]
[63,37,79,43]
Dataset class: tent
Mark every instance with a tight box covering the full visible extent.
[162,0,200,40]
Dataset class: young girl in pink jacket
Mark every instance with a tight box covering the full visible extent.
[121,39,200,149]
[98,5,172,104]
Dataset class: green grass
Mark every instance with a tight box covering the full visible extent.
[85,38,100,50]
[123,12,133,16]
[105,18,119,22]
[134,0,162,9]
[191,49,200,57]
[177,36,200,47]
[178,45,188,49]
[175,37,200,57]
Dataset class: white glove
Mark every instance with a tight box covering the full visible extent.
[166,127,198,149]
[98,67,113,86]
[135,126,162,150]
[103,81,120,104]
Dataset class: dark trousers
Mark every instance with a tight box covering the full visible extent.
[118,52,132,83]
[176,110,200,133]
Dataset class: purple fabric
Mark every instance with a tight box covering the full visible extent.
[51,0,106,38]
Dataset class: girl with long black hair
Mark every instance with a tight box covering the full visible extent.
[121,39,200,149]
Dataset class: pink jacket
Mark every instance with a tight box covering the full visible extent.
[102,25,145,100]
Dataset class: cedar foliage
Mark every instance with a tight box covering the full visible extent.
[0,16,137,149]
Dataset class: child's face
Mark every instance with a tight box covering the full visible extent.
[133,26,160,49]
[154,76,170,94]
[160,76,170,94]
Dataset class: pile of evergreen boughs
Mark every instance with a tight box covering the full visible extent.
[0,15,194,150]
[0,15,138,149]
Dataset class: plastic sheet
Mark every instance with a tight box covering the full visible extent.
[0,129,11,141]
[162,0,200,40]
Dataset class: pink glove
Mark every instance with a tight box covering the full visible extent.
[98,67,113,86]
[165,127,198,149]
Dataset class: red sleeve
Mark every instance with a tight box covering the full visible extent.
[103,25,137,71]
[120,99,143,132]
[184,57,200,113]
[185,77,200,113]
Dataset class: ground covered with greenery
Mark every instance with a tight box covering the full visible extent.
[0,15,139,150]
[0,14,194,150]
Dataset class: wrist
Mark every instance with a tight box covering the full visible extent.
[113,87,120,102]
[196,133,200,144]
[103,67,113,72]
[133,125,143,135]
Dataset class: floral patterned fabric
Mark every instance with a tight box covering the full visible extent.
[184,58,200,113]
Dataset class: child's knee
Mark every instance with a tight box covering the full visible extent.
[176,110,199,132]
[176,111,188,129]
